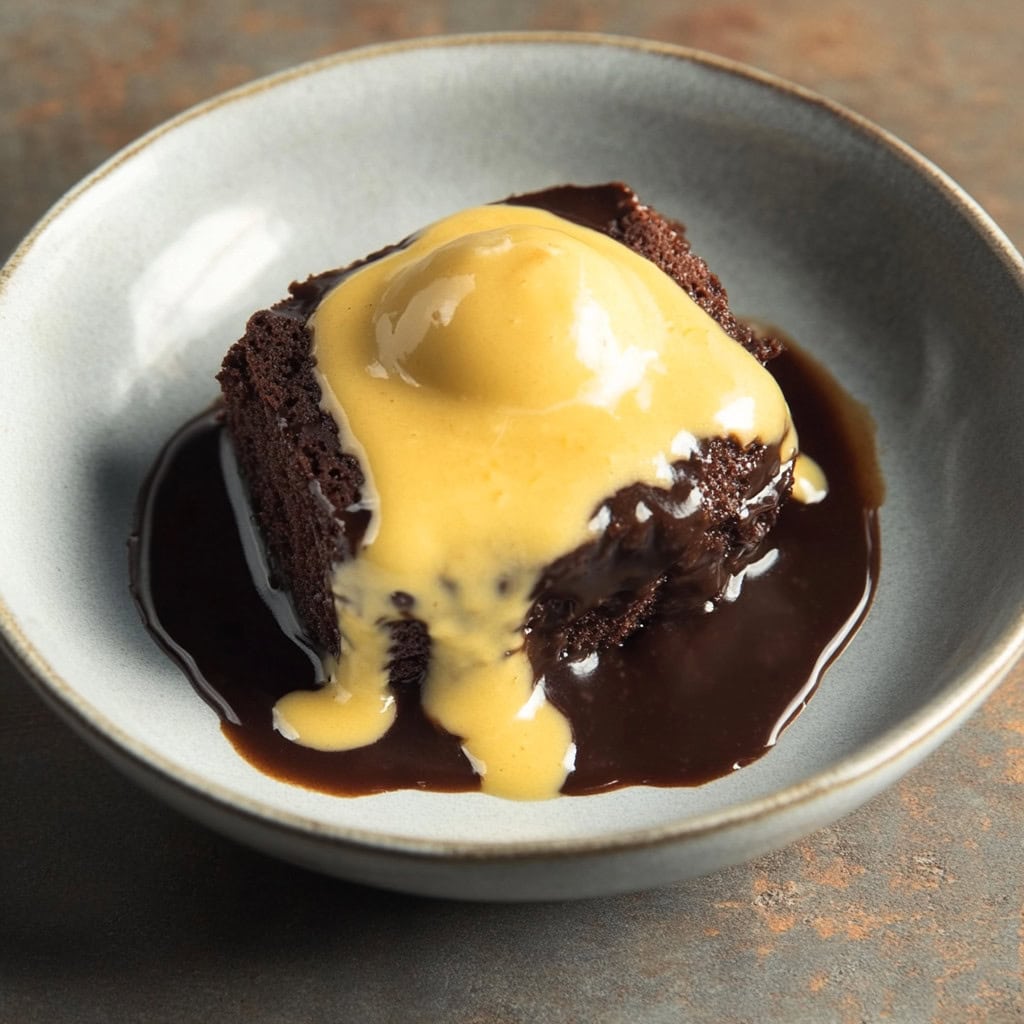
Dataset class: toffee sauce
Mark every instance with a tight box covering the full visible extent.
[130,345,880,797]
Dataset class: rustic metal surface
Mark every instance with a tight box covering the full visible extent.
[2,2,1022,1021]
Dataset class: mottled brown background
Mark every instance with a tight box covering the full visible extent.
[2,3,1022,1023]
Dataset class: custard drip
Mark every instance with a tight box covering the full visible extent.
[274,204,800,799]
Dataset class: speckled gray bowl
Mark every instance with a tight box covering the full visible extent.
[1,34,1022,901]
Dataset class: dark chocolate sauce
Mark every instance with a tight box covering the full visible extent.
[130,344,880,797]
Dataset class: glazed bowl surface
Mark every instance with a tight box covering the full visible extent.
[2,34,1022,899]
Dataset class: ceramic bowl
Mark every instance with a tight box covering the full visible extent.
[2,34,1022,901]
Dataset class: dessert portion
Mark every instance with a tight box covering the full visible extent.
[216,184,825,800]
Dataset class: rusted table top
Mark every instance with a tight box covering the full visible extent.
[2,3,1022,1022]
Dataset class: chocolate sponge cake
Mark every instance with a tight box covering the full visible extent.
[217,183,793,689]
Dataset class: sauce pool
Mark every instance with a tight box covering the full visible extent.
[129,342,881,797]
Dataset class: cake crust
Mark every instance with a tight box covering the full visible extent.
[217,184,792,679]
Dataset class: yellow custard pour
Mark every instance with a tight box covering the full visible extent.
[273,203,807,800]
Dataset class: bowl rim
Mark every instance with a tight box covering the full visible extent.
[2,30,1023,864]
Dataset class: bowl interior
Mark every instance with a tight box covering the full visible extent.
[2,38,1022,849]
